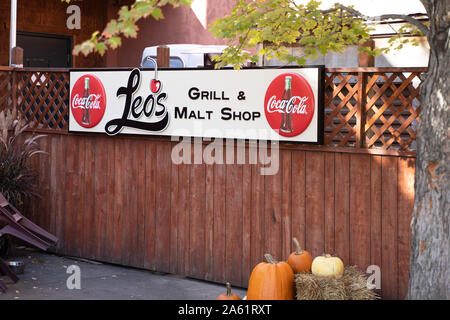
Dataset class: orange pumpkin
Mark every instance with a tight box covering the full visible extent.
[247,254,295,300]
[287,237,313,273]
[217,282,241,300]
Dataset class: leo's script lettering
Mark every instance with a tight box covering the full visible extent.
[105,69,169,135]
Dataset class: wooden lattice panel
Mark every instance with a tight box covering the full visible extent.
[15,70,70,130]
[364,72,422,151]
[0,71,13,112]
[324,72,359,147]
[324,69,424,151]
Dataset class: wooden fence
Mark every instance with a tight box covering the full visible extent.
[0,66,425,299]
[0,67,70,131]
[1,66,424,152]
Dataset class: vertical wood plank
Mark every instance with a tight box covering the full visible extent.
[38,136,50,232]
[264,146,282,261]
[204,162,214,281]
[112,138,124,264]
[123,140,138,266]
[170,143,180,274]
[155,142,172,272]
[324,152,335,254]
[305,151,325,258]
[291,151,306,253]
[225,158,243,285]
[242,150,252,284]
[28,133,39,229]
[397,157,415,299]
[83,136,95,259]
[381,156,398,300]
[144,142,157,270]
[213,163,226,283]
[349,154,371,268]
[74,136,85,257]
[370,155,382,296]
[177,151,190,275]
[334,153,350,264]
[64,136,77,255]
[250,153,265,275]
[54,135,66,254]
[49,135,57,240]
[189,141,206,278]
[93,136,108,261]
[135,140,146,268]
[105,139,116,263]
[120,139,131,265]
[281,150,292,261]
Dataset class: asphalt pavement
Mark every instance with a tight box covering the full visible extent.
[0,246,247,300]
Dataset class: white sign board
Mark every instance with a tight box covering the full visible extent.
[69,67,324,143]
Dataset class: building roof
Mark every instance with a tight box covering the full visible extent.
[299,0,427,16]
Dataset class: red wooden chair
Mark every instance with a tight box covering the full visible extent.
[0,192,58,292]
[0,193,58,245]
[0,258,19,293]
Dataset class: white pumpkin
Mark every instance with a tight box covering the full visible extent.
[311,254,344,277]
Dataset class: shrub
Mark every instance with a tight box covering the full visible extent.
[0,108,46,206]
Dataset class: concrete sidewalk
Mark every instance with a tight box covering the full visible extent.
[0,247,247,300]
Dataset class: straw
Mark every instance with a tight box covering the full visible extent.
[295,266,379,300]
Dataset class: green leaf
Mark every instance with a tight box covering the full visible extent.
[95,42,107,56]
[122,21,139,38]
[151,7,164,20]
[107,37,122,49]
[118,6,132,20]
[103,20,120,38]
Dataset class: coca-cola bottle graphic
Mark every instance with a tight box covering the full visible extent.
[81,77,91,126]
[280,76,294,133]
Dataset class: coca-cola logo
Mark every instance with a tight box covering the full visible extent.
[264,73,315,137]
[70,74,106,128]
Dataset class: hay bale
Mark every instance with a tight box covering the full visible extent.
[343,266,379,300]
[316,276,348,300]
[295,266,378,300]
[295,274,323,300]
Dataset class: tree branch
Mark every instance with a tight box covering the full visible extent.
[337,4,429,37]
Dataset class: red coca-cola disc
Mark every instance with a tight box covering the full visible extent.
[70,74,107,128]
[264,72,315,137]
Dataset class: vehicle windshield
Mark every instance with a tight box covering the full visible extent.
[142,56,184,68]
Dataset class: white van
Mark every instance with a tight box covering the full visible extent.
[140,44,228,69]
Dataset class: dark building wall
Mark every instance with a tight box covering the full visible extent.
[105,0,235,67]
[0,0,108,67]
[0,0,234,68]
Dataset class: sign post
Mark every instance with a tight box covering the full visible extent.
[9,0,17,67]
